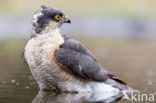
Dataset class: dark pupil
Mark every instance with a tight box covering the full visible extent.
[55,15,61,20]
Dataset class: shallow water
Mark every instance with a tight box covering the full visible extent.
[0,39,156,103]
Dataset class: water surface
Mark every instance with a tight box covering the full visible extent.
[0,38,156,103]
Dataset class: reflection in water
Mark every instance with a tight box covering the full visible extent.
[32,91,124,103]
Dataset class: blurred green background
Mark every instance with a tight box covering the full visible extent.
[1,0,156,16]
[0,0,156,103]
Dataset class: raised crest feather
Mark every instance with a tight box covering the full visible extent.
[41,5,48,10]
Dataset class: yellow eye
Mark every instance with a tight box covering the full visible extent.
[54,15,62,20]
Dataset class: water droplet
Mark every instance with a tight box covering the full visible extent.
[11,79,16,83]
[26,86,30,89]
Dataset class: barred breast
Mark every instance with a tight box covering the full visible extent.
[24,29,90,91]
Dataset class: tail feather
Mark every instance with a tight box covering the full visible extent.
[108,74,127,85]
[105,74,135,93]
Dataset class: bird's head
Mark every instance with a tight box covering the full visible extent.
[32,5,71,34]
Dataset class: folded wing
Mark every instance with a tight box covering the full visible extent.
[54,37,128,90]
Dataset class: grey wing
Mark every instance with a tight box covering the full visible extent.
[54,38,127,86]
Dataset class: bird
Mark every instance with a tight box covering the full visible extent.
[23,5,134,94]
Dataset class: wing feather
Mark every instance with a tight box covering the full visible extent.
[54,37,128,90]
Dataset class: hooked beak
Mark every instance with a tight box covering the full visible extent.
[64,16,71,24]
